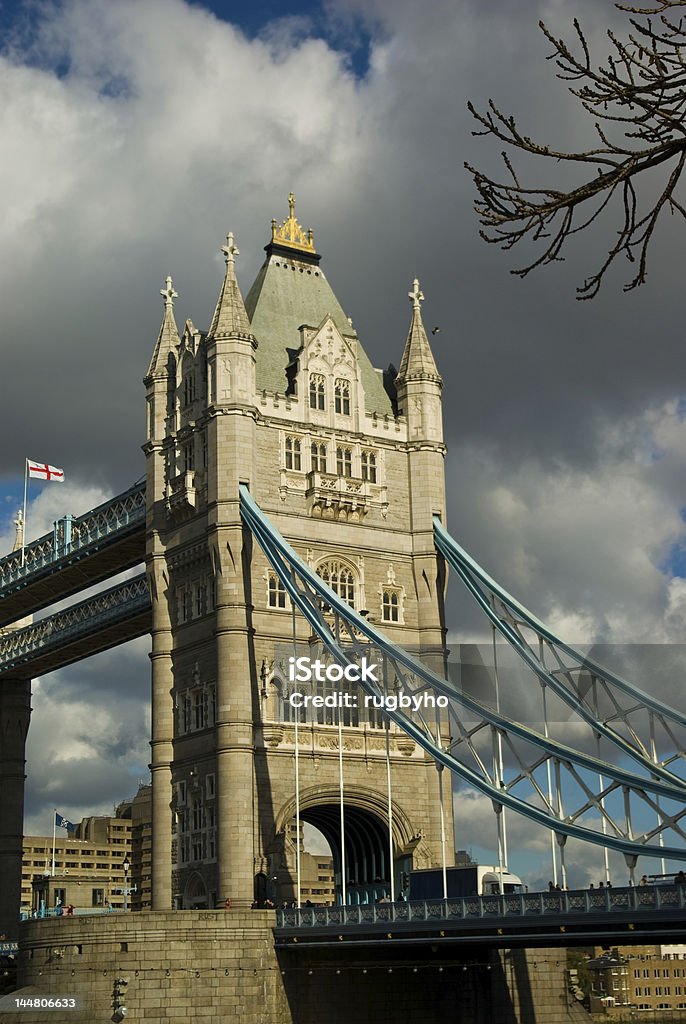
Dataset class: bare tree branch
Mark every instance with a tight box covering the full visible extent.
[467,1,686,297]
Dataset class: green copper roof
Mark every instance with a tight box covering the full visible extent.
[244,254,394,415]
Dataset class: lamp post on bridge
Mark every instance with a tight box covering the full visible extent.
[120,855,136,912]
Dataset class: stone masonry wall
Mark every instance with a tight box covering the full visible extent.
[8,913,591,1024]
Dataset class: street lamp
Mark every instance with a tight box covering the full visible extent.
[120,855,136,912]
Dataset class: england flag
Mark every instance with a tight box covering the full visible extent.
[28,460,65,483]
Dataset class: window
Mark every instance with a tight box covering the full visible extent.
[92,888,104,907]
[336,447,352,478]
[202,431,207,469]
[268,572,287,608]
[311,441,327,473]
[361,450,377,483]
[183,372,195,406]
[206,774,215,799]
[285,436,302,470]
[194,690,209,730]
[317,560,355,608]
[53,888,66,906]
[194,583,203,619]
[183,441,194,472]
[382,589,400,622]
[334,379,351,415]
[181,693,191,733]
[309,373,325,411]
[177,585,191,624]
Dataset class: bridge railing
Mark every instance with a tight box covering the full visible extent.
[276,885,686,929]
[0,482,146,591]
[0,574,150,672]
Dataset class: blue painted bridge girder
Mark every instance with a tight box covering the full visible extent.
[0,483,145,629]
[0,574,151,680]
[274,885,686,950]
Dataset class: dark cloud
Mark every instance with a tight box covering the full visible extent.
[3,0,686,852]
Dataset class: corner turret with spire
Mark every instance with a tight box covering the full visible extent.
[395,277,443,445]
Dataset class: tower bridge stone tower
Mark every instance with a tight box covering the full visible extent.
[143,198,452,911]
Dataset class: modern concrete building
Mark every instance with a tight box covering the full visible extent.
[21,785,152,915]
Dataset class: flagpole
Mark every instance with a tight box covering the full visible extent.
[51,810,56,877]
[21,459,28,567]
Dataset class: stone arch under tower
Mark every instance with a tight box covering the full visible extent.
[273,785,424,905]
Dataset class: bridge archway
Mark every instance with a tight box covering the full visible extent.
[275,786,418,906]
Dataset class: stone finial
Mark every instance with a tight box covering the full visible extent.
[160,275,178,309]
[12,509,24,553]
[408,278,424,311]
[221,232,240,267]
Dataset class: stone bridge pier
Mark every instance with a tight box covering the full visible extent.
[6,913,591,1024]
[0,678,31,941]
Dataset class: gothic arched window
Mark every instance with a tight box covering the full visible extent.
[285,436,301,471]
[317,559,356,608]
[334,379,351,416]
[336,446,352,478]
[267,572,287,609]
[309,373,326,411]
[361,450,377,483]
[311,441,327,473]
[382,589,399,622]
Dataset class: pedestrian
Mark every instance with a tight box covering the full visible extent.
[548,881,555,892]
[639,875,648,886]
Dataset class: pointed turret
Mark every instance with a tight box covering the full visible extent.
[145,276,180,445]
[146,276,181,380]
[208,233,252,339]
[395,278,442,386]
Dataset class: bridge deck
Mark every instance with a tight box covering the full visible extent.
[0,575,151,679]
[274,886,686,949]
[0,483,145,628]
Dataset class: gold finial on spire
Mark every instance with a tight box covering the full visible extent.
[221,231,239,266]
[271,192,315,253]
[160,275,178,309]
[408,278,424,311]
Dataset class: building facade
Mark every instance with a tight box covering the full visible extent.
[22,785,152,915]
[589,944,686,1014]
[143,196,453,910]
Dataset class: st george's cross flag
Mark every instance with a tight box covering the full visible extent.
[27,460,65,483]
